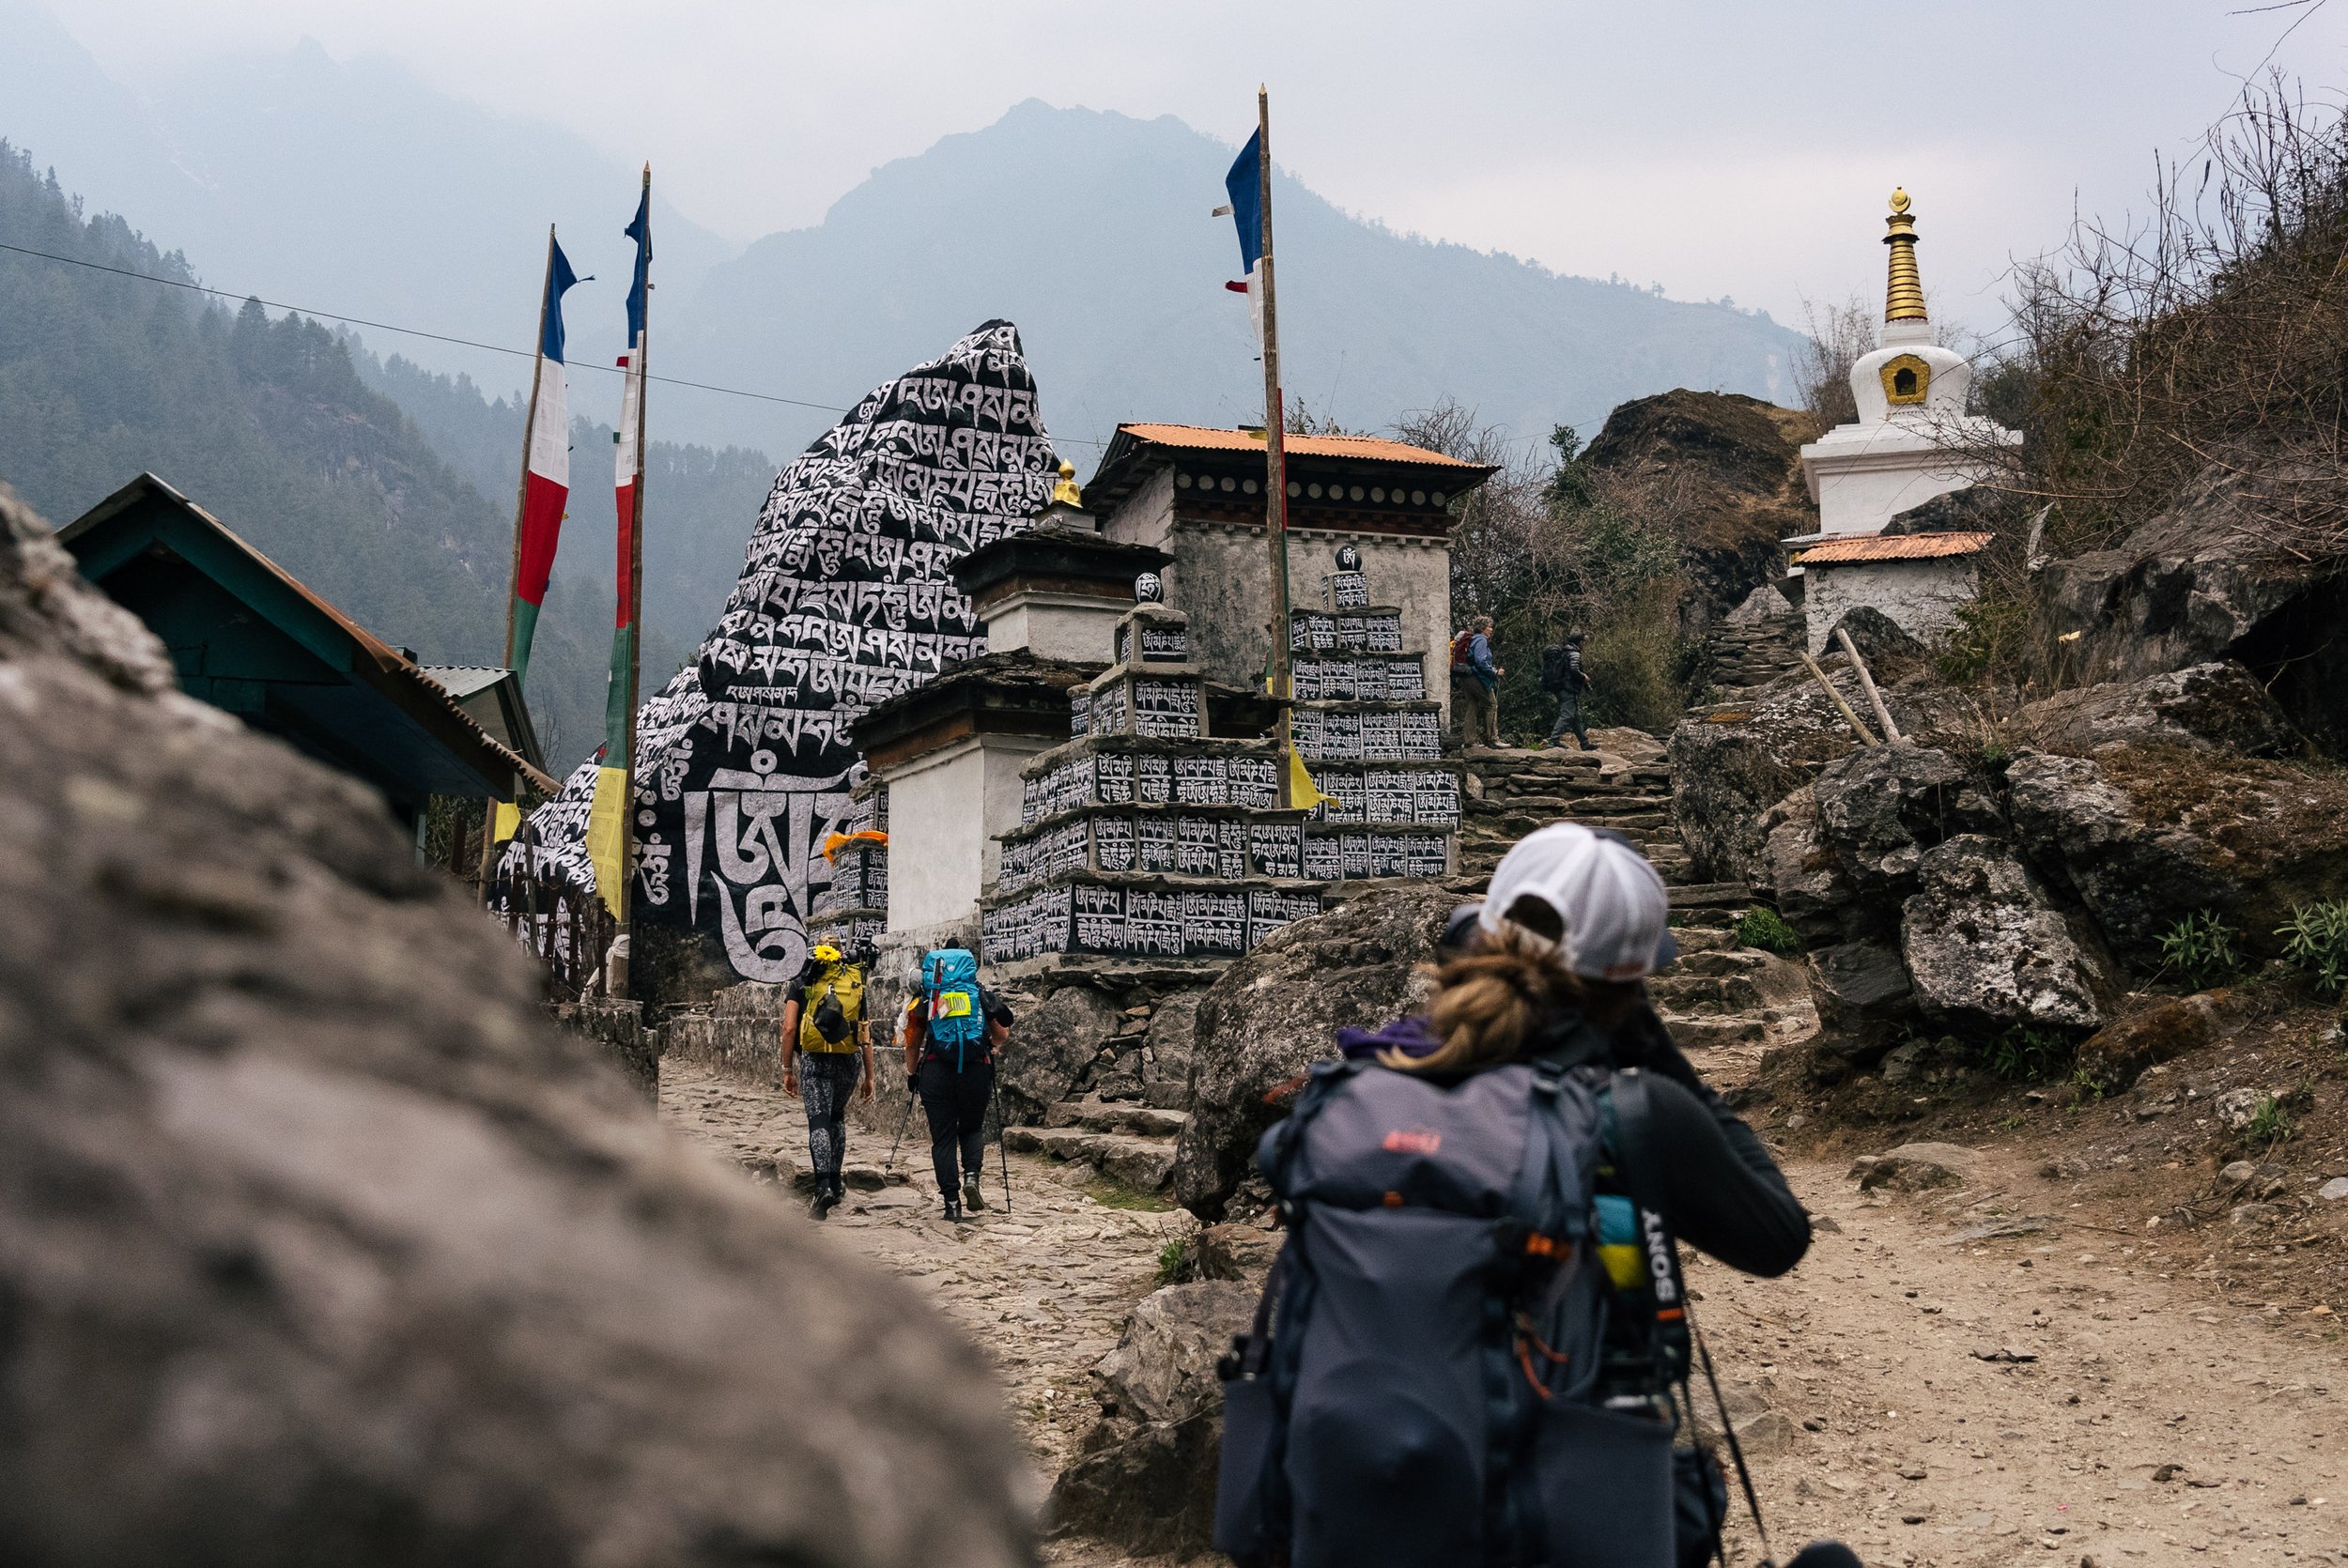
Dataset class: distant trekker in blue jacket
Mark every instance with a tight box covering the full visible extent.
[1448,614,1506,749]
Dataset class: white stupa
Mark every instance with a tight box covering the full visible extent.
[1798,189,2020,537]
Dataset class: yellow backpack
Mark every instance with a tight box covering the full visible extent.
[798,963,866,1053]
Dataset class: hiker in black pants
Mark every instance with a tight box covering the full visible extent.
[1538,631,1592,751]
[901,984,1012,1222]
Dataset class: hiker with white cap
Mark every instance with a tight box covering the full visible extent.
[1215,822,1831,1568]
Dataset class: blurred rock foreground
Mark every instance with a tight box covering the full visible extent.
[0,482,1028,1565]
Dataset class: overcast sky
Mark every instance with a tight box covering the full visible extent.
[50,0,2348,338]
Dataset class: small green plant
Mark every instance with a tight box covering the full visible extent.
[2243,1094,2294,1151]
[2068,1065,2109,1105]
[2156,910,2242,992]
[1155,1237,1191,1284]
[1982,1025,2070,1083]
[2278,899,2348,995]
[1734,905,1805,958]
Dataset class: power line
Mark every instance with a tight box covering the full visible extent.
[0,237,1113,446]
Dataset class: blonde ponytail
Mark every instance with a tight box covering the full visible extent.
[1385,927,1586,1074]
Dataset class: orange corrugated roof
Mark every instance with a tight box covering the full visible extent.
[1115,423,1488,469]
[1795,530,1993,565]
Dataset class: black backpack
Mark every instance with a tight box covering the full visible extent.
[1214,1037,1735,1568]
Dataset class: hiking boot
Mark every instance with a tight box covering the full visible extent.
[810,1188,837,1222]
[942,1195,963,1223]
[963,1178,986,1211]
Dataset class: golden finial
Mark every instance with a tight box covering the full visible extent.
[1882,187,1927,323]
[1050,459,1083,508]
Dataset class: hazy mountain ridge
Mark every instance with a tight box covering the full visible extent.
[665,100,1801,457]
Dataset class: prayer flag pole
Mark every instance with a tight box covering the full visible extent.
[480,226,560,889]
[620,164,652,993]
[1254,86,1299,805]
[596,165,653,996]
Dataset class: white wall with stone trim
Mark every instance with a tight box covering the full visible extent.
[879,733,1059,931]
[1802,557,1980,653]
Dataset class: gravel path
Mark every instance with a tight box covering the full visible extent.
[658,1056,1195,1486]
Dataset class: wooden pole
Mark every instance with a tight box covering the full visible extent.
[614,164,651,999]
[480,225,559,892]
[1833,625,1903,744]
[1256,85,1296,801]
[1800,649,1878,746]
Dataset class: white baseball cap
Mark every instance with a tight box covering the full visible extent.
[1478,822,1676,981]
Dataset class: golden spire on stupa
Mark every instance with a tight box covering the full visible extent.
[1883,188,1927,323]
[1051,458,1083,507]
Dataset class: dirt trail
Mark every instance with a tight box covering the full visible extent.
[661,1057,2345,1567]
[1696,1145,2346,1567]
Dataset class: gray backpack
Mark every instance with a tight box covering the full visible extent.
[1213,1041,1706,1568]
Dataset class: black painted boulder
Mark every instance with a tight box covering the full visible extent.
[1899,835,2119,1036]
[0,487,1027,1567]
[1171,887,1453,1221]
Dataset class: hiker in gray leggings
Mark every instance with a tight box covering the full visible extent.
[796,1053,861,1202]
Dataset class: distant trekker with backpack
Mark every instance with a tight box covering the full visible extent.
[1449,614,1506,749]
[903,947,1012,1222]
[1214,823,1843,1568]
[1539,631,1594,751]
[782,942,876,1221]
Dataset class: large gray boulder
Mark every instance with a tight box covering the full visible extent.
[1806,940,1917,1071]
[1043,1281,1257,1558]
[2007,745,2348,964]
[1671,660,1985,885]
[1758,787,1858,943]
[2033,460,2348,750]
[1811,745,2002,906]
[997,982,1123,1121]
[2018,661,2295,759]
[1899,835,2118,1035]
[1670,677,1872,885]
[0,487,1027,1567]
[1171,887,1453,1221]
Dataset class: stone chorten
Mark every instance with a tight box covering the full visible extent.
[1798,189,2020,538]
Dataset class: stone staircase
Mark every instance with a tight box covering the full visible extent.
[1003,1096,1185,1191]
[1702,612,1807,693]
[1454,740,1817,1059]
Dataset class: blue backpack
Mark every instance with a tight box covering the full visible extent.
[922,947,987,1068]
[1213,1039,1716,1568]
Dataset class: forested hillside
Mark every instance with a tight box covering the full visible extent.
[351,347,780,730]
[0,142,614,760]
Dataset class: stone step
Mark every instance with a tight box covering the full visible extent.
[1672,948,1771,977]
[1001,1127,1177,1190]
[1646,974,1767,1012]
[1664,881,1755,909]
[1042,1099,1188,1137]
[1659,1013,1767,1050]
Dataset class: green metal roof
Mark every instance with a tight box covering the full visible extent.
[60,473,554,812]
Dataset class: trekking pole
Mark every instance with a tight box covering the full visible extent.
[983,1069,1013,1216]
[884,1078,917,1173]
